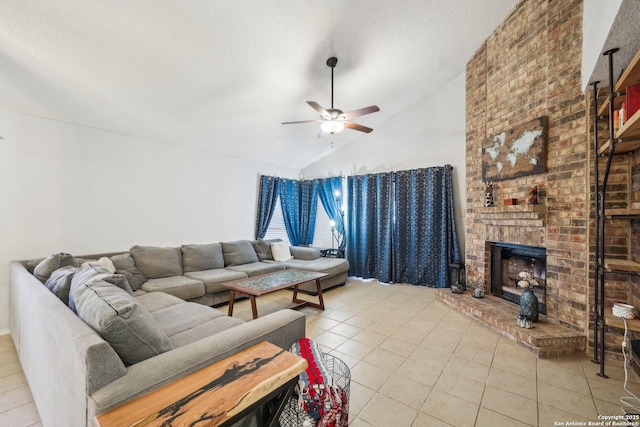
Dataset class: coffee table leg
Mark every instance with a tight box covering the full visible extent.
[292,281,325,311]
[228,290,236,316]
[250,296,258,319]
[292,284,300,302]
[315,278,325,310]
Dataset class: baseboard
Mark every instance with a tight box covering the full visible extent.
[0,329,11,336]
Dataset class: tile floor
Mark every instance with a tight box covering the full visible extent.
[2,279,640,426]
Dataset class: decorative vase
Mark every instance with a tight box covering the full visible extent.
[519,289,539,322]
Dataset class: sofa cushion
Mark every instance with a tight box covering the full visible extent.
[136,292,243,348]
[168,316,244,348]
[150,301,227,337]
[289,246,322,261]
[130,245,183,279]
[181,243,225,272]
[281,258,349,276]
[271,241,293,262]
[135,291,185,313]
[253,239,282,261]
[44,266,78,304]
[184,269,248,294]
[33,253,78,282]
[71,279,173,365]
[226,262,286,277]
[141,276,205,300]
[222,240,259,266]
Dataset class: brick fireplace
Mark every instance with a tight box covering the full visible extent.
[459,0,589,351]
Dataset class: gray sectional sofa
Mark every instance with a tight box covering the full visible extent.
[9,239,348,427]
[128,240,348,306]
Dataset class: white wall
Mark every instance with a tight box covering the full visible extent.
[302,74,467,253]
[0,110,298,333]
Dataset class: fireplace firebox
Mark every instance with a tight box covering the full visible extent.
[489,242,547,315]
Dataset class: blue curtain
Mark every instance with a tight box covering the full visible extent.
[254,175,280,239]
[316,177,345,251]
[393,166,460,287]
[299,180,319,245]
[346,173,394,282]
[279,179,318,246]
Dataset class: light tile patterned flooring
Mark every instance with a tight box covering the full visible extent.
[2,279,640,426]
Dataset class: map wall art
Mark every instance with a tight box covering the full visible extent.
[482,116,548,181]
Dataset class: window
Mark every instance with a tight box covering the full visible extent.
[262,197,290,244]
[263,196,336,249]
[312,203,334,249]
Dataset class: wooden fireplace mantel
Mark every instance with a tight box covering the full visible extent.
[476,204,546,227]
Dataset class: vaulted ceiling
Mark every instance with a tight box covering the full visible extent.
[1,0,518,169]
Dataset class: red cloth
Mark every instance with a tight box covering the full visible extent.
[292,338,348,427]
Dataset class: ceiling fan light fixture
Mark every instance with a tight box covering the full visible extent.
[321,120,345,134]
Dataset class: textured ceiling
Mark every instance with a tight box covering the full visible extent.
[0,0,518,169]
[587,0,640,90]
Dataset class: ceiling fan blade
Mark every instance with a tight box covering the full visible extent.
[281,119,321,125]
[307,101,330,115]
[343,105,380,120]
[344,121,374,133]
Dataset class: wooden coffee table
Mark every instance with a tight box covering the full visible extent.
[223,269,327,319]
[95,341,307,427]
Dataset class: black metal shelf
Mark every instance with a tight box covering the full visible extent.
[591,47,640,378]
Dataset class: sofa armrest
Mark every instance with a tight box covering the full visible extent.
[88,309,306,417]
[289,246,321,260]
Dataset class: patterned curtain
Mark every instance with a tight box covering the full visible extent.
[393,166,460,287]
[346,173,394,282]
[299,180,319,245]
[316,177,346,251]
[254,175,280,239]
[279,179,318,246]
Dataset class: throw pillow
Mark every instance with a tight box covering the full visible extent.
[221,240,259,266]
[271,241,293,262]
[33,253,78,283]
[81,257,116,273]
[181,243,224,272]
[44,266,79,305]
[130,246,183,279]
[98,257,117,273]
[110,253,135,270]
[69,263,134,312]
[254,239,282,261]
[116,267,147,291]
[71,279,173,365]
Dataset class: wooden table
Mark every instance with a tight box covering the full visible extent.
[223,269,328,319]
[95,341,308,427]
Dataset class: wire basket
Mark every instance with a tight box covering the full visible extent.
[279,353,350,427]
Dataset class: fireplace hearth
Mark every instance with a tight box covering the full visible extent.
[489,242,547,315]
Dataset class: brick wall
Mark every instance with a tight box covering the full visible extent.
[466,0,588,333]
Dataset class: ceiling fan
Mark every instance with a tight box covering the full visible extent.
[282,57,380,135]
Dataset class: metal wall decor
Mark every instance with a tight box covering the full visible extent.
[482,116,548,181]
